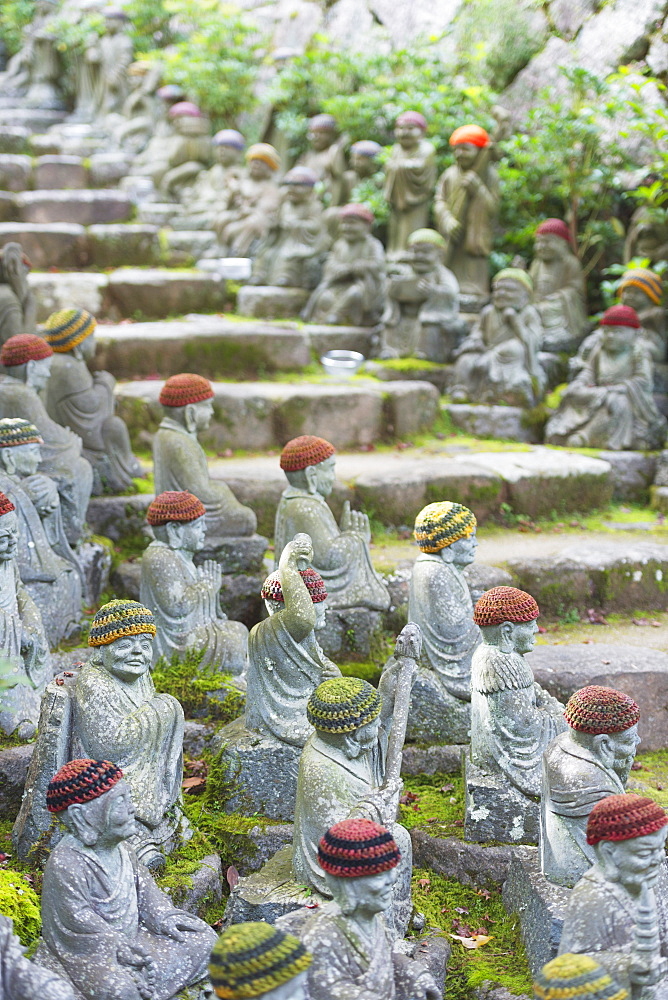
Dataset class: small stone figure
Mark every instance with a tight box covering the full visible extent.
[153,373,257,544]
[0,244,36,346]
[209,922,312,1000]
[342,140,383,205]
[559,794,668,996]
[280,819,441,1000]
[36,759,216,998]
[275,435,389,612]
[450,268,546,406]
[530,219,587,354]
[624,205,668,267]
[215,143,282,257]
[302,204,386,326]
[140,490,248,676]
[0,0,63,109]
[297,114,347,207]
[533,954,629,1000]
[42,309,143,495]
[174,128,245,231]
[435,124,500,306]
[150,101,212,203]
[381,228,464,362]
[131,83,186,170]
[545,305,667,451]
[0,913,75,1000]
[542,685,641,888]
[92,8,134,119]
[383,111,437,255]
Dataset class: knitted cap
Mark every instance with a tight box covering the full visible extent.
[618,268,662,306]
[46,759,123,813]
[159,373,214,407]
[407,228,447,249]
[339,203,374,225]
[586,794,668,845]
[0,493,16,517]
[0,417,42,449]
[0,333,52,367]
[414,501,477,552]
[43,309,96,352]
[599,305,640,329]
[318,818,401,877]
[533,954,627,1000]
[307,677,381,733]
[450,124,490,147]
[309,113,337,132]
[282,166,318,187]
[147,491,206,526]
[564,685,640,735]
[88,599,156,646]
[246,143,280,170]
[280,435,335,472]
[157,84,185,101]
[536,219,574,247]
[473,586,539,626]
[261,567,328,604]
[213,129,245,149]
[209,923,311,999]
[493,267,533,294]
[350,140,382,157]
[396,110,427,131]
[168,101,204,118]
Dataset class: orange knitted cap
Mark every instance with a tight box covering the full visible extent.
[564,686,640,735]
[450,124,490,147]
[159,373,214,407]
[280,435,335,472]
[147,491,206,526]
[473,586,539,626]
[0,334,53,367]
[586,794,668,845]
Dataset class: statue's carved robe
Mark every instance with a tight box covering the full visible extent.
[303,234,386,327]
[0,287,24,347]
[0,915,73,1000]
[530,252,587,353]
[215,175,281,257]
[0,559,49,736]
[434,162,499,298]
[384,262,460,359]
[175,163,243,230]
[298,137,347,207]
[94,30,133,117]
[383,140,437,254]
[251,196,328,289]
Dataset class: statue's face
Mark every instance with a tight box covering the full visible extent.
[0,512,18,562]
[9,442,41,477]
[339,217,368,243]
[100,632,154,682]
[411,243,439,273]
[173,515,206,554]
[347,715,381,756]
[216,146,241,167]
[534,233,564,262]
[336,865,398,917]
[609,723,641,779]
[191,399,214,432]
[620,286,649,313]
[453,142,478,169]
[175,116,207,138]
[508,618,538,654]
[350,152,377,177]
[636,226,661,256]
[444,530,477,567]
[492,279,527,312]
[308,129,334,152]
[80,335,96,362]
[394,123,422,149]
[311,456,336,497]
[602,325,634,356]
[314,601,327,630]
[98,779,136,843]
[248,158,272,181]
[599,826,668,893]
[285,184,312,204]
[26,356,52,392]
[105,16,123,33]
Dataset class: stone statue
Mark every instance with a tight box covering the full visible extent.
[302,204,386,327]
[529,219,587,354]
[91,8,134,119]
[113,59,164,154]
[279,819,441,1000]
[42,309,143,495]
[542,685,641,888]
[35,759,216,998]
[0,0,63,109]
[0,244,36,346]
[249,167,328,289]
[149,102,212,203]
[469,586,565,797]
[618,268,666,362]
[0,334,93,545]
[153,373,256,545]
[130,82,186,169]
[559,794,668,997]
[297,114,347,207]
[342,140,383,205]
[624,205,668,267]
[450,268,546,406]
[383,111,437,256]
[209,922,312,1000]
[533,953,629,1000]
[0,914,75,1000]
[435,124,500,305]
[214,143,281,257]
[173,129,245,231]
[274,435,389,612]
[140,490,248,676]
[381,228,465,362]
[545,305,667,451]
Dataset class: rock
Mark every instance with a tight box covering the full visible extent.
[597,450,656,503]
[77,536,112,606]
[217,572,265,627]
[367,0,462,47]
[0,193,17,222]
[317,606,383,659]
[651,484,668,512]
[87,224,161,269]
[464,755,539,845]
[183,721,216,758]
[29,272,110,321]
[164,854,223,917]
[17,190,133,226]
[401,744,467,776]
[243,823,294,874]
[445,404,542,444]
[197,534,267,575]
[34,155,87,190]
[501,847,570,975]
[0,109,66,132]
[224,845,317,927]
[474,985,531,1000]
[502,37,575,122]
[549,0,598,39]
[410,829,513,886]
[463,562,513,600]
[0,127,30,154]
[0,222,89,269]
[237,285,310,320]
[165,230,218,263]
[0,744,34,819]
[107,268,227,320]
[384,381,439,439]
[406,669,470,744]
[109,559,141,600]
[574,0,664,76]
[86,494,153,542]
[88,152,131,188]
[307,324,375,360]
[0,154,32,192]
[647,32,668,76]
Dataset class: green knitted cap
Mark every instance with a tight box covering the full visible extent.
[407,228,446,249]
[493,268,533,294]
[209,922,311,999]
[307,676,381,733]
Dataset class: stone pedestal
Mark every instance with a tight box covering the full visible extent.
[224,845,318,926]
[317,606,382,659]
[502,847,570,974]
[237,285,310,320]
[406,668,470,744]
[464,755,539,844]
[445,403,542,444]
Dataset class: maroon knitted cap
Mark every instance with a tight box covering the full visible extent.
[536,219,574,247]
[1,334,53,367]
[396,110,427,131]
[261,567,328,603]
[280,435,335,472]
[159,373,214,407]
[46,759,123,813]
[318,818,401,876]
[340,203,374,225]
[586,794,668,845]
[473,586,539,626]
[168,101,203,118]
[0,492,16,517]
[564,685,640,735]
[147,491,206,526]
[600,305,641,329]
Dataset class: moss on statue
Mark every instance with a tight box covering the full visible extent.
[0,869,41,947]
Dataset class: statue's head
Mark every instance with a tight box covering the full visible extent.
[414,500,477,568]
[0,494,17,563]
[491,268,532,312]
[587,794,668,893]
[47,758,134,849]
[157,83,185,113]
[339,203,374,243]
[168,101,209,137]
[0,333,53,390]
[618,267,662,315]
[0,417,43,477]
[564,685,641,784]
[533,953,628,1000]
[0,242,30,285]
[598,304,640,356]
[159,373,215,434]
[308,677,382,759]
[407,228,447,273]
[103,7,129,33]
[534,219,574,261]
[261,567,328,626]
[449,123,490,169]
[349,140,382,178]
[307,114,338,152]
[280,435,336,496]
[394,110,427,150]
[209,922,312,1000]
[88,599,156,682]
[473,586,539,655]
[147,490,207,554]
[318,818,400,918]
[631,206,668,258]
[213,128,245,167]
[281,166,318,205]
[246,144,281,181]
[43,308,97,362]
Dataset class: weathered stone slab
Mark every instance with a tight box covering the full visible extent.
[366,360,450,393]
[34,155,87,190]
[17,189,133,225]
[464,755,539,844]
[183,721,216,758]
[0,154,32,192]
[165,230,218,263]
[88,152,132,188]
[86,494,153,542]
[0,192,17,222]
[0,222,88,269]
[164,854,223,917]
[224,845,315,926]
[29,271,109,321]
[652,484,668,513]
[411,829,513,886]
[0,743,34,819]
[401,744,466,776]
[384,381,439,439]
[464,563,513,598]
[237,285,310,320]
[597,450,656,503]
[406,668,470,744]
[107,268,227,320]
[0,127,30,155]
[308,324,375,359]
[445,404,542,444]
[574,0,665,77]
[502,847,570,975]
[0,109,66,132]
[87,224,161,269]
[196,534,267,574]
[318,606,383,659]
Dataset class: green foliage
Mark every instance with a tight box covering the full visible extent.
[152,649,245,722]
[0,870,41,946]
[0,0,33,55]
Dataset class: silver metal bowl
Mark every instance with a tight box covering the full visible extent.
[320,349,365,379]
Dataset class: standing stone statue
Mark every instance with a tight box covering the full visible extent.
[297,114,347,208]
[174,128,245,231]
[530,219,587,354]
[624,205,668,267]
[342,140,383,205]
[383,111,437,256]
[140,490,248,676]
[35,759,216,998]
[92,8,134,119]
[0,244,36,346]
[215,143,282,257]
[150,102,212,203]
[130,82,186,170]
[209,922,312,1000]
[0,913,75,1000]
[407,501,480,744]
[533,954,629,1000]
[302,204,386,327]
[542,685,641,888]
[0,0,63,109]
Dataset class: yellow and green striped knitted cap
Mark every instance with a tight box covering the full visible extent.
[88,599,156,647]
[533,955,627,1000]
[43,309,96,352]
[414,501,477,552]
[209,922,311,999]
[307,676,381,733]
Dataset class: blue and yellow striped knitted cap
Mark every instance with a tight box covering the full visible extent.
[43,309,96,352]
[88,599,156,647]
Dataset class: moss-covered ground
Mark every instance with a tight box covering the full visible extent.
[399,773,466,839]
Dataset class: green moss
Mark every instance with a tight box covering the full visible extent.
[0,870,42,946]
[153,650,245,722]
[132,472,155,495]
[339,660,383,685]
[399,773,465,839]
[371,358,445,373]
[627,749,668,810]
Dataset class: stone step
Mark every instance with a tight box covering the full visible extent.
[0,222,89,268]
[16,189,133,225]
[0,109,67,132]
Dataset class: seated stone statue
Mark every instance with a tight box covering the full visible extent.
[279,819,441,1000]
[542,685,641,889]
[302,204,386,327]
[450,268,546,406]
[529,219,587,354]
[559,794,668,997]
[342,139,383,205]
[42,309,143,495]
[545,305,667,451]
[215,143,281,257]
[209,922,312,1000]
[153,373,257,545]
[35,759,216,999]
[140,490,248,677]
[297,114,347,208]
[0,334,93,544]
[625,204,668,267]
[130,83,186,169]
[381,228,465,362]
[149,101,212,203]
[0,244,35,346]
[249,167,328,289]
[533,953,629,1000]
[383,111,437,255]
[0,913,75,1000]
[92,8,134,120]
[274,435,389,612]
[173,128,245,231]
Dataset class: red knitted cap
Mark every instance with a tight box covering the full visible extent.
[564,685,640,735]
[159,373,214,407]
[536,219,574,247]
[473,586,539,626]
[147,491,206,526]
[586,794,668,845]
[0,492,16,517]
[280,435,335,472]
[396,110,427,131]
[340,203,374,225]
[318,818,401,876]
[261,567,328,603]
[46,759,123,813]
[1,334,53,367]
[600,305,640,329]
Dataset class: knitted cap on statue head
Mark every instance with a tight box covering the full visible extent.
[261,568,327,604]
[43,309,96,352]
[280,435,335,472]
[159,373,214,408]
[586,794,668,845]
[46,759,123,813]
[473,586,539,627]
[307,676,381,733]
[88,599,156,646]
[318,817,401,877]
[147,491,206,526]
[564,685,640,735]
[209,922,311,999]
[0,333,52,368]
[396,110,427,131]
[536,218,574,248]
[599,305,641,329]
[0,492,16,518]
[533,954,628,1000]
[618,267,662,306]
[450,124,490,147]
[0,417,42,449]
[414,501,476,553]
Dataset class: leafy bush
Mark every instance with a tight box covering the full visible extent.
[0,0,33,55]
